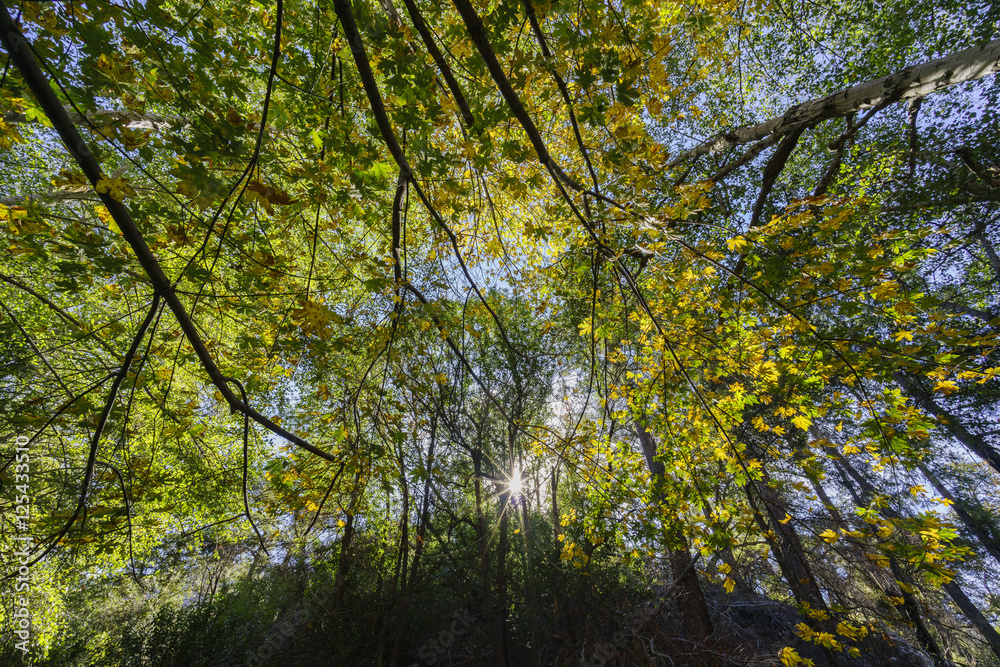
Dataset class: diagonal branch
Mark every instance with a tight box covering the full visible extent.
[749,125,805,229]
[0,1,337,465]
[397,0,475,128]
[22,294,160,569]
[450,0,581,191]
[522,0,599,191]
[332,0,412,179]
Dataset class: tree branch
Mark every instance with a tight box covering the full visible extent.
[397,0,475,129]
[0,1,337,464]
[670,39,1000,167]
[450,0,581,191]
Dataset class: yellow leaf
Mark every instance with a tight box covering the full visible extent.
[779,646,814,666]
[779,513,793,525]
[726,236,747,251]
[95,175,136,201]
[865,552,890,568]
[791,415,812,430]
[723,578,735,594]
[932,380,959,395]
[94,205,121,235]
[820,529,839,544]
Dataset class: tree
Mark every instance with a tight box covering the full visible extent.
[1,0,999,664]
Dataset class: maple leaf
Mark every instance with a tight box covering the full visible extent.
[779,646,814,667]
[95,175,136,201]
[932,380,959,394]
[94,205,121,235]
[791,415,812,430]
[292,299,343,334]
[246,180,294,214]
[52,168,90,192]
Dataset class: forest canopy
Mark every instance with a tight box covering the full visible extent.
[1,0,999,664]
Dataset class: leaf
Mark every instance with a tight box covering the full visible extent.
[292,299,341,334]
[791,415,812,430]
[779,646,814,666]
[95,175,136,201]
[52,168,91,192]
[932,380,959,395]
[246,180,294,214]
[94,205,121,235]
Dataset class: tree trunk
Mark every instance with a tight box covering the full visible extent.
[809,472,905,593]
[895,371,1000,473]
[333,495,358,647]
[834,459,952,666]
[916,460,1000,566]
[388,416,437,666]
[473,449,503,666]
[519,481,539,651]
[550,465,562,630]
[496,491,512,666]
[942,580,1000,661]
[635,422,715,641]
[980,233,1000,285]
[701,500,753,598]
[745,478,828,614]
[889,557,947,666]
